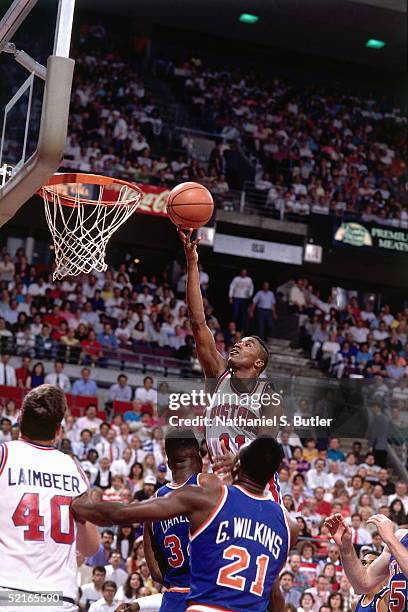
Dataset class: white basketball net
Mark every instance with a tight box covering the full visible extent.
[41,180,142,280]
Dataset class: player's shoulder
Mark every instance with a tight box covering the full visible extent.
[197,472,224,490]
[395,527,408,541]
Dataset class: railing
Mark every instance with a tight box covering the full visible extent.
[0,335,193,377]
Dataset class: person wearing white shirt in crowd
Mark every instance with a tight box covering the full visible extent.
[110,447,133,478]
[307,459,331,490]
[0,353,16,386]
[88,580,117,612]
[349,319,369,344]
[80,449,100,485]
[44,360,71,392]
[326,461,348,490]
[381,305,394,327]
[76,404,103,438]
[372,321,389,341]
[108,374,132,403]
[27,277,48,296]
[347,513,372,546]
[134,376,157,406]
[228,268,254,332]
[361,304,376,324]
[105,551,128,588]
[79,566,107,610]
[388,481,408,514]
[96,428,121,462]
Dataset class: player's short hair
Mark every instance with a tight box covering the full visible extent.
[20,384,66,440]
[240,435,283,486]
[250,336,270,372]
[165,429,200,464]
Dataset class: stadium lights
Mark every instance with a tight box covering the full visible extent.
[239,13,259,24]
[366,39,386,49]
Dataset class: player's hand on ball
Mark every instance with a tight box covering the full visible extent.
[178,228,202,262]
[367,514,396,544]
[324,513,353,549]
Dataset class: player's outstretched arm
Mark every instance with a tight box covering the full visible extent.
[178,229,225,378]
[325,513,389,593]
[367,516,408,577]
[72,485,210,526]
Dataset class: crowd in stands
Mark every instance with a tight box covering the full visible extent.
[0,246,407,610]
[4,18,406,226]
[170,57,407,224]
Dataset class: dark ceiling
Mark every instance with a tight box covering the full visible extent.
[79,0,407,71]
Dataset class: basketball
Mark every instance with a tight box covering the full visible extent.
[166,182,214,229]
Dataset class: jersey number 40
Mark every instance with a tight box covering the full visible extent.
[12,493,74,544]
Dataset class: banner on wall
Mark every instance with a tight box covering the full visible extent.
[214,233,303,264]
[334,222,408,253]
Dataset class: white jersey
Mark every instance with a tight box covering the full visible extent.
[205,370,271,458]
[0,439,88,608]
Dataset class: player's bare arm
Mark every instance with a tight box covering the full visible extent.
[143,522,165,583]
[178,228,226,378]
[367,516,408,577]
[325,513,389,593]
[72,482,220,529]
[76,521,101,557]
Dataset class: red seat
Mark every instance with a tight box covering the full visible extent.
[73,395,99,410]
[96,410,107,421]
[0,385,25,408]
[69,406,82,418]
[113,400,133,415]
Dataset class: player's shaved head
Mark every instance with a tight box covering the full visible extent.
[239,435,283,486]
[165,429,201,469]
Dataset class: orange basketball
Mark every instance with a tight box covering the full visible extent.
[166,182,214,229]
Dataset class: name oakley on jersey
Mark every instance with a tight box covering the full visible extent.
[159,515,189,535]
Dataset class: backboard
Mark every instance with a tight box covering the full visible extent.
[0,0,76,228]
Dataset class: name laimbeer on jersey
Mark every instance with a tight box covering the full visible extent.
[160,515,189,535]
[7,467,81,492]
[216,516,283,559]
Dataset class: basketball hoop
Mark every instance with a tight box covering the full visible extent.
[39,173,143,280]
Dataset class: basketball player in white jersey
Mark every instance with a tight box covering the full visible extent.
[0,384,100,612]
[178,230,282,499]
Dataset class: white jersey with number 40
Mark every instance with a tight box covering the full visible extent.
[0,439,88,609]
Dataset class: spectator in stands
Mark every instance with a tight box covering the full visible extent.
[74,429,95,461]
[105,551,127,587]
[81,330,103,366]
[298,592,315,612]
[228,269,254,332]
[79,566,107,609]
[96,428,121,462]
[134,376,157,407]
[88,580,117,611]
[44,360,71,392]
[15,355,31,388]
[0,418,12,442]
[97,323,118,351]
[94,457,113,491]
[280,572,301,608]
[327,438,345,462]
[305,575,330,612]
[349,513,372,547]
[76,404,102,437]
[250,281,277,340]
[26,362,45,389]
[389,481,408,513]
[108,374,132,403]
[72,367,98,396]
[307,459,330,489]
[389,498,407,526]
[0,352,16,386]
[134,474,156,501]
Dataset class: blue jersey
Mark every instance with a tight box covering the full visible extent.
[188,484,290,612]
[355,586,388,612]
[151,473,199,589]
[389,532,408,612]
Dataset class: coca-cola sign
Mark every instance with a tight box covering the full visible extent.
[103,183,170,217]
